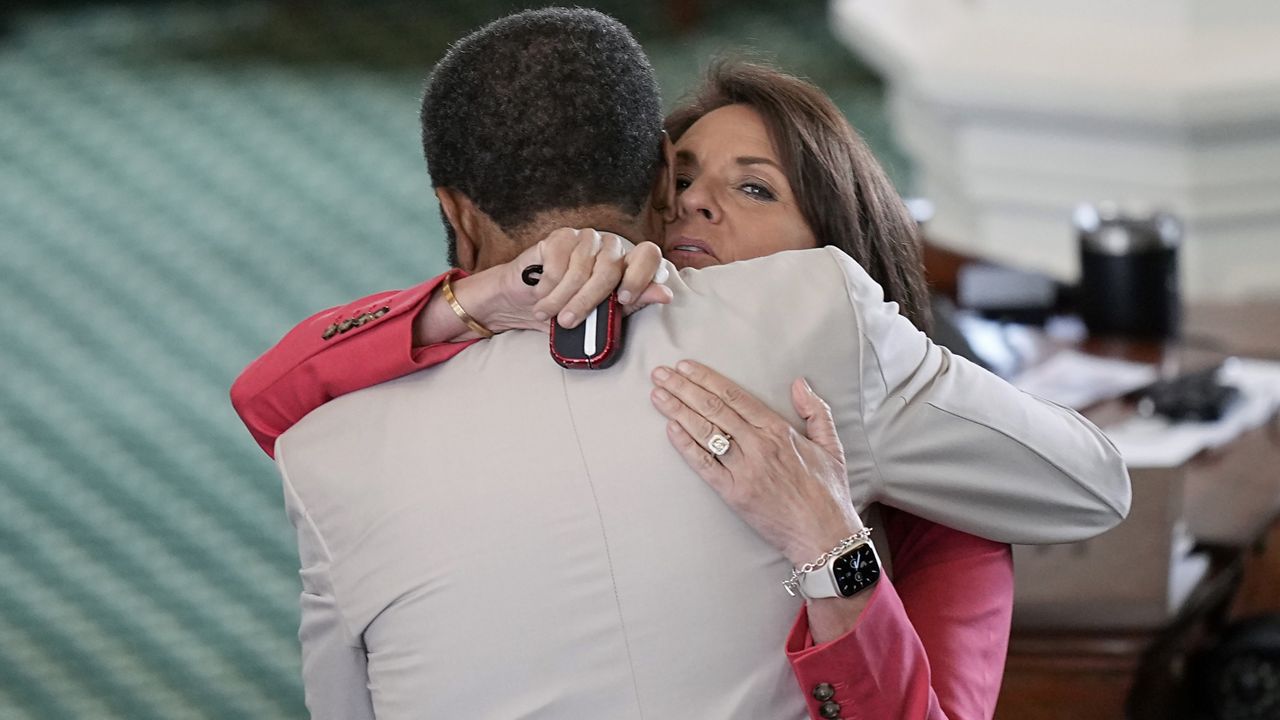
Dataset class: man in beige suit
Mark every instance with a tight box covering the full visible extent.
[271,9,1130,719]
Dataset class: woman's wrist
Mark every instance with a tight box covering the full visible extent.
[450,268,530,334]
[412,266,536,347]
[783,518,865,568]
[786,522,876,643]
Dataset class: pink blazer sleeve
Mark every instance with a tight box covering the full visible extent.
[786,509,1013,719]
[229,271,481,457]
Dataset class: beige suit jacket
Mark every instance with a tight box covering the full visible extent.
[276,246,1130,719]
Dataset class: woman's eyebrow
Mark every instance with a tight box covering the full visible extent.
[674,149,699,167]
[736,156,782,171]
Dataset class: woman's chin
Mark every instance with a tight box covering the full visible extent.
[665,249,720,270]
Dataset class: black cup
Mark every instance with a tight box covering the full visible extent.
[1075,204,1181,340]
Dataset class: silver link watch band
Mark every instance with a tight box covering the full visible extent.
[781,527,873,597]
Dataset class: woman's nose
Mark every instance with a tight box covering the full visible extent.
[677,182,720,223]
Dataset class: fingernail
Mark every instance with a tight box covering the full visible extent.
[652,387,672,402]
[617,290,633,304]
[802,377,814,393]
[534,310,548,322]
[654,265,670,284]
[676,360,694,375]
[653,366,671,381]
[560,311,576,327]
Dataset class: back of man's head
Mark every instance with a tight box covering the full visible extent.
[422,8,664,263]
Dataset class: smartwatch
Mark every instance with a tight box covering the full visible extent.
[798,539,882,600]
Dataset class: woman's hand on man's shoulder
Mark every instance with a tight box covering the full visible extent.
[493,227,673,332]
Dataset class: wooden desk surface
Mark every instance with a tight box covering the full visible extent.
[1002,299,1280,549]
[1183,425,1280,547]
[997,300,1280,720]
[923,246,1280,717]
[1081,301,1280,548]
[1181,302,1280,546]
[1184,301,1280,361]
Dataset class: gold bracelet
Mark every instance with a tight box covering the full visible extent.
[441,269,495,339]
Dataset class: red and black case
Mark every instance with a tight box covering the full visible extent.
[549,294,625,369]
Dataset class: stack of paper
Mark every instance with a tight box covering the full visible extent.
[1100,358,1280,468]
[1012,349,1157,410]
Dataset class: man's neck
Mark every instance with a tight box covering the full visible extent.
[501,205,652,259]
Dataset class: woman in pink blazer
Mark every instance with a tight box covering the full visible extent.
[233,61,1013,720]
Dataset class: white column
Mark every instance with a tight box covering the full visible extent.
[832,0,1280,299]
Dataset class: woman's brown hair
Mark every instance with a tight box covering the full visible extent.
[665,60,932,331]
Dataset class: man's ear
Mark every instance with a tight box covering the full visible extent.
[650,132,678,223]
[436,187,479,271]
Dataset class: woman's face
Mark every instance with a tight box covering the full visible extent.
[663,103,818,270]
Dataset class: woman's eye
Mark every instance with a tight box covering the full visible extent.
[741,183,776,201]
[674,176,692,193]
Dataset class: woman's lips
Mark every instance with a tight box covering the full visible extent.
[665,236,719,268]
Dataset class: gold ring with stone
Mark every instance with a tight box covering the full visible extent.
[707,433,732,457]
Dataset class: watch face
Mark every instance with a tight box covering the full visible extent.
[831,543,881,598]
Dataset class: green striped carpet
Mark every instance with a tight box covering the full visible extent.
[0,3,898,718]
